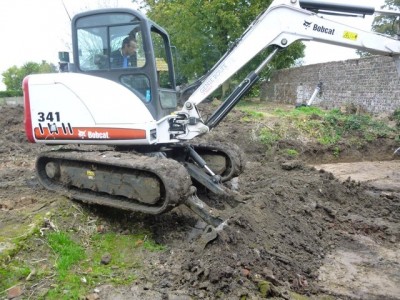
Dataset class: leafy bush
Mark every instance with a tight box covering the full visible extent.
[392,108,400,128]
[285,149,299,157]
[259,127,281,145]
[0,90,22,97]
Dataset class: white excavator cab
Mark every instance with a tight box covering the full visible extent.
[61,9,178,120]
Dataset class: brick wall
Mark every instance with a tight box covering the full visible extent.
[261,55,400,114]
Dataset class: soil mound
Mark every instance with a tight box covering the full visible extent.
[1,103,399,299]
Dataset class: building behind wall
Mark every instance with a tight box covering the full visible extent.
[261,55,400,114]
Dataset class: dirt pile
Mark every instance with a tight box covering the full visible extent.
[0,103,399,299]
[140,160,399,299]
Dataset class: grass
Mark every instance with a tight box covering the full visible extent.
[0,212,48,264]
[240,109,266,122]
[285,149,299,157]
[0,204,167,300]
[259,127,281,145]
[47,232,85,280]
[236,102,397,152]
[392,108,400,128]
[43,229,165,299]
[0,262,31,293]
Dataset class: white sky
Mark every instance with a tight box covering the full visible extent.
[0,0,386,91]
[0,0,140,91]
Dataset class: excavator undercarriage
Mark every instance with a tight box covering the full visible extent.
[36,142,245,226]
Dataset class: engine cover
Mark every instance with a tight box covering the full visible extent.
[23,73,157,145]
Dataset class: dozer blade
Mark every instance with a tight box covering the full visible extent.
[36,150,192,215]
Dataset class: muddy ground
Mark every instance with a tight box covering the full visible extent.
[0,103,399,300]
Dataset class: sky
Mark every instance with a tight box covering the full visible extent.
[0,0,386,91]
[0,0,139,91]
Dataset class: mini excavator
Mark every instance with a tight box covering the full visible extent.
[23,0,400,227]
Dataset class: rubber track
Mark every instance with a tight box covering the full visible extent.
[36,150,192,214]
[189,141,246,182]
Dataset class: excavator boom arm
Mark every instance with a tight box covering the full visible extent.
[171,0,400,140]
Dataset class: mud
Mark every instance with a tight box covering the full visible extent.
[0,103,399,299]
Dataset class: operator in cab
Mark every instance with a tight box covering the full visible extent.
[110,37,137,68]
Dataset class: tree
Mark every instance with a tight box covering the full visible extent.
[2,61,56,93]
[144,0,304,85]
[372,0,400,36]
[358,0,400,57]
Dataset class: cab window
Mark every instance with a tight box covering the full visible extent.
[151,28,177,108]
[151,28,173,89]
[109,25,145,69]
[77,27,108,71]
[75,13,146,71]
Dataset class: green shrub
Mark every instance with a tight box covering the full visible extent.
[0,90,23,97]
[259,127,281,145]
[285,149,299,157]
[393,108,400,128]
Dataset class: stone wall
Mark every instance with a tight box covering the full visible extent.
[261,55,400,114]
[0,97,23,106]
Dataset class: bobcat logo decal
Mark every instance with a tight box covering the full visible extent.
[78,130,86,138]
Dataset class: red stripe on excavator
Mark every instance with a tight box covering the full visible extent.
[23,76,35,143]
[34,127,147,140]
